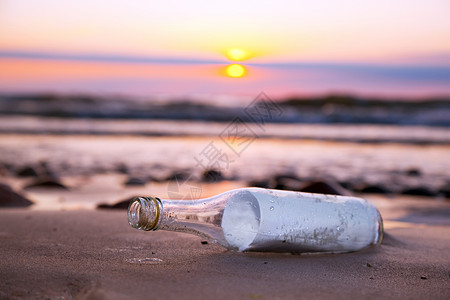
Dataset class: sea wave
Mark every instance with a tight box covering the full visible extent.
[1,93,449,127]
[1,116,449,145]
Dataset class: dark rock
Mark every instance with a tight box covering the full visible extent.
[97,196,136,210]
[247,174,301,190]
[16,161,56,178]
[248,177,351,196]
[420,276,427,280]
[337,181,353,190]
[298,180,350,196]
[16,166,39,177]
[0,183,34,207]
[273,174,302,190]
[147,174,167,183]
[200,241,208,245]
[274,178,303,191]
[146,174,166,183]
[24,178,68,190]
[438,185,450,199]
[359,185,391,194]
[124,177,147,186]
[406,168,421,177]
[115,163,129,174]
[366,263,373,268]
[247,179,272,189]
[201,169,223,182]
[273,174,300,181]
[401,187,436,197]
[337,180,364,193]
[166,171,192,182]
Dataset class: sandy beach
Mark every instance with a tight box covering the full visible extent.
[1,195,449,299]
[2,1,450,298]
[1,129,449,299]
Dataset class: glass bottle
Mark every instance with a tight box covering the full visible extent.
[128,187,383,253]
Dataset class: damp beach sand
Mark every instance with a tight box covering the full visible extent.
[0,130,449,299]
[0,196,449,300]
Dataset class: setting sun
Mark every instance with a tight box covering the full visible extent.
[226,48,249,61]
[226,64,246,78]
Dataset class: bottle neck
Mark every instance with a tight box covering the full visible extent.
[159,199,223,229]
[127,195,227,244]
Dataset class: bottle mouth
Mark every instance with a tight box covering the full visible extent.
[128,197,162,231]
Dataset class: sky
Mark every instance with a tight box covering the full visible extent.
[0,0,450,98]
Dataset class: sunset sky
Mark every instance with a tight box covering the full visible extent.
[1,0,450,98]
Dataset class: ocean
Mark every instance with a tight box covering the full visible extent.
[1,57,450,98]
[0,92,449,205]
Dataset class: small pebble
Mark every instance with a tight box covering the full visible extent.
[406,168,421,177]
[16,166,39,177]
[125,258,163,264]
[24,178,67,190]
[201,169,223,182]
[124,177,147,186]
[420,276,427,280]
[201,241,208,245]
[366,263,372,267]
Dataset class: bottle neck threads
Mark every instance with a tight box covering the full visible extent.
[128,196,162,231]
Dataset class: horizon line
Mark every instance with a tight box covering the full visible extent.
[1,49,450,70]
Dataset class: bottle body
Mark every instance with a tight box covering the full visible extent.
[128,188,383,253]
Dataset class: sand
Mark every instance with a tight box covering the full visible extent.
[1,197,449,300]
[1,132,449,299]
[1,134,449,196]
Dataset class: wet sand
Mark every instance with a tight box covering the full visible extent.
[1,134,449,198]
[1,132,449,299]
[1,194,449,300]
